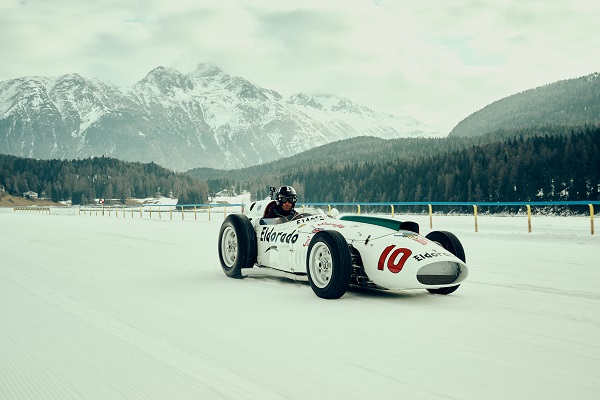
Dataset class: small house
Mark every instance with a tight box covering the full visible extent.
[23,191,38,199]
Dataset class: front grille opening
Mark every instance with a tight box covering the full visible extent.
[417,261,461,285]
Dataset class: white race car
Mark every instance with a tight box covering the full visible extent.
[218,197,469,299]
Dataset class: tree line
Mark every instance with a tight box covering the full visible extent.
[209,125,599,209]
[0,156,208,205]
[1,125,598,209]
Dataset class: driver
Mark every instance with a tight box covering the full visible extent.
[265,186,299,220]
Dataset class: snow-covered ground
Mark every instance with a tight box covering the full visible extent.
[1,208,599,400]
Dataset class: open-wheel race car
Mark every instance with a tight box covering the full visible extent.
[218,191,469,299]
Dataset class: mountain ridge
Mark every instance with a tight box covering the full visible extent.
[0,63,438,171]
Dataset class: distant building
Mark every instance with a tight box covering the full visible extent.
[23,191,38,199]
[215,188,236,197]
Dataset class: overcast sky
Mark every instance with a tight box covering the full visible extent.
[1,0,599,133]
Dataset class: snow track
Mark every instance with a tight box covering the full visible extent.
[1,211,599,399]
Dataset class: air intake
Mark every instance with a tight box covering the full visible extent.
[417,262,461,285]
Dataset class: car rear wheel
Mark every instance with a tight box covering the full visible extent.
[306,231,352,299]
[218,214,256,278]
[425,231,465,295]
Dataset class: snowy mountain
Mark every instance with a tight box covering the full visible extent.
[0,63,437,171]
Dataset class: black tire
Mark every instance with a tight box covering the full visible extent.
[306,231,352,299]
[218,214,257,278]
[425,231,465,295]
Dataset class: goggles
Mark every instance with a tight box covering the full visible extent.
[279,195,297,204]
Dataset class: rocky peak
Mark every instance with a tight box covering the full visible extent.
[134,66,194,94]
[287,93,324,110]
[192,63,223,77]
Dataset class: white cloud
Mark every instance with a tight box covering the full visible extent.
[1,0,599,133]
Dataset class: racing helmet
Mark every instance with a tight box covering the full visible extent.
[276,186,297,208]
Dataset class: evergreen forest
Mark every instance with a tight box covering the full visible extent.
[1,124,598,209]
[0,156,208,205]
[196,125,600,207]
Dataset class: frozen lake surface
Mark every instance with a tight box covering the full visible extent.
[1,209,599,399]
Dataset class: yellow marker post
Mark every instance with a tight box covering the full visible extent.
[589,204,595,235]
[194,206,197,221]
[357,204,361,215]
[428,204,433,229]
[473,204,479,233]
[391,205,395,218]
[526,205,532,233]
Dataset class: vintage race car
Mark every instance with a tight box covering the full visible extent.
[218,198,469,299]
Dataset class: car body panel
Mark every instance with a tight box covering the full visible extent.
[244,199,469,291]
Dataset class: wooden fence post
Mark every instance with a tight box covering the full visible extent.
[590,204,595,235]
[428,204,433,229]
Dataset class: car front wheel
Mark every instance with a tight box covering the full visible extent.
[306,231,352,299]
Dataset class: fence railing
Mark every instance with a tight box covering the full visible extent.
[13,200,599,235]
[76,203,239,221]
[299,201,598,235]
[12,205,51,214]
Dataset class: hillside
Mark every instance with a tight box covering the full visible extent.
[188,135,478,182]
[192,125,599,204]
[188,125,583,194]
[0,193,64,208]
[449,72,600,137]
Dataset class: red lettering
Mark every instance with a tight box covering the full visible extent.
[388,248,412,273]
[378,245,395,271]
[378,245,413,273]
